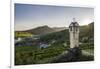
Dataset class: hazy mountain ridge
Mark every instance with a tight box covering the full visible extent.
[15,22,94,39]
[15,25,67,35]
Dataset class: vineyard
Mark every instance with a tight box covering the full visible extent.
[15,43,68,65]
[15,42,94,65]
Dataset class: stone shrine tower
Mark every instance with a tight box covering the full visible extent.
[69,18,79,48]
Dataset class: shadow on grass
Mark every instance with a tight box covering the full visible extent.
[51,52,94,63]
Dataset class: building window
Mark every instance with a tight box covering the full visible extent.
[76,26,78,31]
[70,26,72,31]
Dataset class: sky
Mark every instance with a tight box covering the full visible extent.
[15,3,94,31]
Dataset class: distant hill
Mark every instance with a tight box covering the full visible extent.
[24,25,55,35]
[15,22,94,43]
[16,25,67,35]
[53,27,67,32]
[39,22,94,43]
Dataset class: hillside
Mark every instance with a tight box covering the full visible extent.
[52,27,67,32]
[15,25,67,36]
[20,25,55,35]
[39,22,94,44]
[15,22,94,43]
[79,22,94,43]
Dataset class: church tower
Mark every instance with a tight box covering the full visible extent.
[69,18,79,48]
